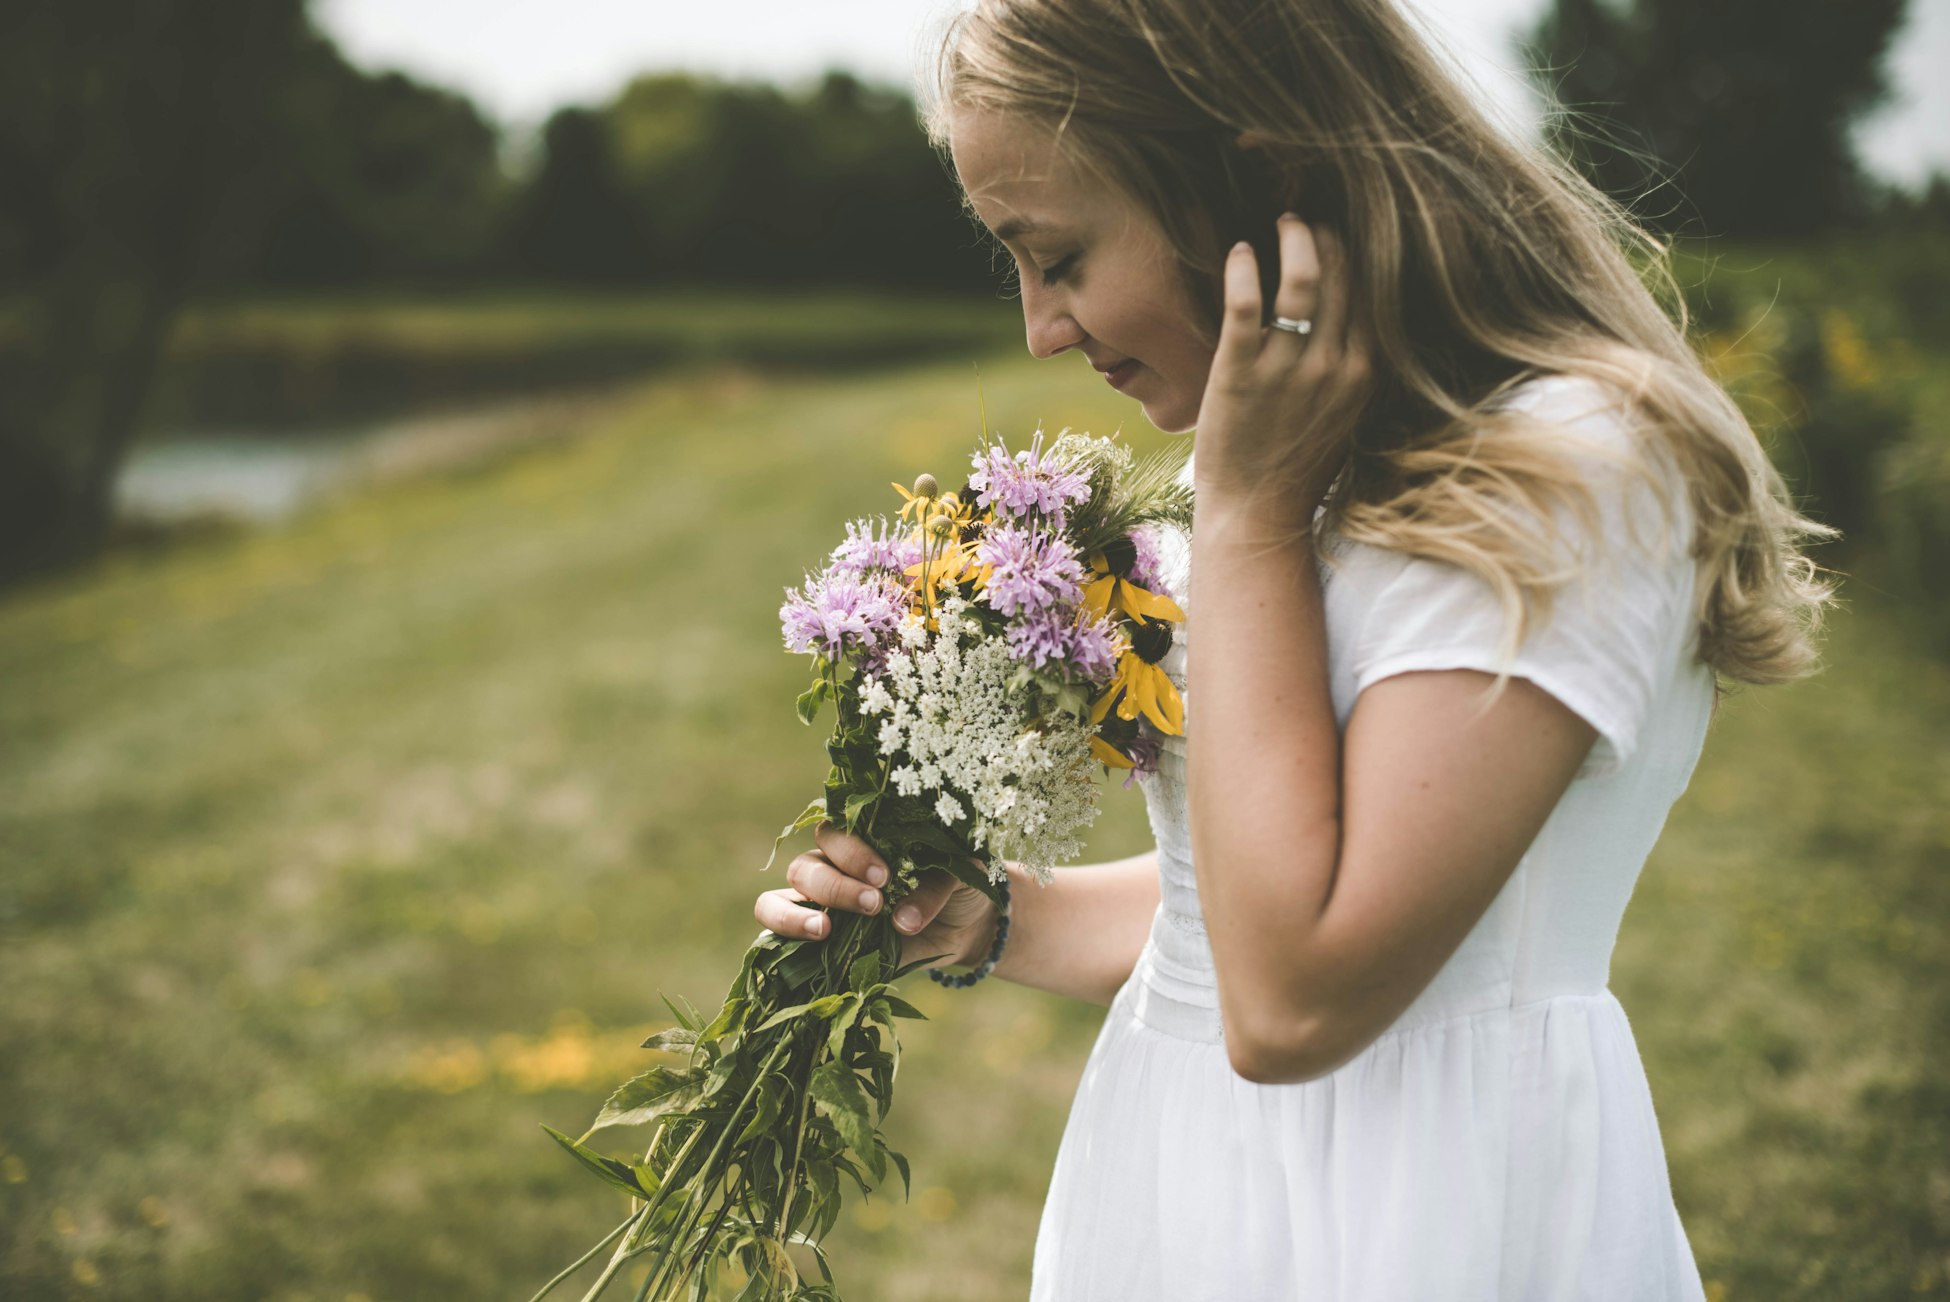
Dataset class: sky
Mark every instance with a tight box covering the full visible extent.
[318,0,1949,189]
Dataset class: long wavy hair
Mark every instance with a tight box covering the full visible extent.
[921,0,1839,695]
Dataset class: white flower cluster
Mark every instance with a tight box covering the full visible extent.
[859,594,1099,886]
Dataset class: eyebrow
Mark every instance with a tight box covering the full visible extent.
[992,216,1055,242]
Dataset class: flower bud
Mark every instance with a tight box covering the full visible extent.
[937,492,962,515]
[927,513,957,539]
[912,473,939,499]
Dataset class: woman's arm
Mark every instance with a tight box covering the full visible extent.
[1189,504,1594,1083]
[1189,220,1600,1084]
[987,849,1160,1006]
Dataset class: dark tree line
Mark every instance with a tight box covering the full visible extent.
[0,0,1932,588]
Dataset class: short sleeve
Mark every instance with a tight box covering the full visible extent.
[1347,377,1697,780]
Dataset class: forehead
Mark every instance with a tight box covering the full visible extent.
[948,105,1103,234]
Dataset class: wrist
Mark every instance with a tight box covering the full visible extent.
[959,874,1009,968]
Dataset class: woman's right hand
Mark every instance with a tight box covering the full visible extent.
[754,820,1001,974]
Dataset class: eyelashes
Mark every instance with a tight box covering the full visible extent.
[982,235,1078,298]
[1038,253,1078,287]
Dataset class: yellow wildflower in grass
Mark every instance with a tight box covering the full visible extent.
[1820,308,1881,391]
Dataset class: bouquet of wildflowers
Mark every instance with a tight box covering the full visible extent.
[534,428,1192,1302]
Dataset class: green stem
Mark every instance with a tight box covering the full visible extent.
[772,1034,819,1242]
[619,1033,794,1276]
[529,1210,641,1302]
[581,1111,718,1302]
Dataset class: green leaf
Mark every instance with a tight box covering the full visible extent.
[639,1026,699,1053]
[765,797,829,873]
[889,950,954,982]
[587,1064,705,1134]
[753,991,852,1035]
[796,685,822,726]
[862,1136,888,1186]
[752,1001,817,1034]
[773,940,829,990]
[847,953,883,991]
[876,992,926,1020]
[830,1152,872,1197]
[660,992,705,1032]
[737,1074,787,1146]
[701,996,752,1042]
[809,1061,874,1158]
[541,1125,646,1199]
[806,992,854,1020]
[887,1147,912,1200]
[842,790,877,827]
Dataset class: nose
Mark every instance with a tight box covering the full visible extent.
[1021,284,1085,360]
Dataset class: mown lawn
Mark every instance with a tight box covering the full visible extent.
[0,346,1944,1299]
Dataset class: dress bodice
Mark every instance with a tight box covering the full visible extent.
[1128,380,1716,1048]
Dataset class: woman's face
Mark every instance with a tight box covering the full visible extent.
[949,106,1217,435]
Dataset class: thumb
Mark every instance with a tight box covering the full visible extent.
[891,867,962,935]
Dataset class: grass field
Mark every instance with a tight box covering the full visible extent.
[1,346,1945,1299]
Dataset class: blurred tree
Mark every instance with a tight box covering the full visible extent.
[504,107,656,284]
[1525,0,1910,236]
[0,0,316,587]
[596,71,989,290]
[240,42,511,287]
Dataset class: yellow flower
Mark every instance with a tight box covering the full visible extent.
[904,544,974,603]
[1089,735,1137,768]
[1082,550,1186,626]
[890,475,938,524]
[1091,650,1184,735]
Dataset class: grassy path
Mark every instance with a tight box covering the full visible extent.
[0,351,1942,1298]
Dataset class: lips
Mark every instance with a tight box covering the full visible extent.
[1098,358,1140,391]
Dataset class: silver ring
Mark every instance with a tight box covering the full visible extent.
[1270,316,1313,335]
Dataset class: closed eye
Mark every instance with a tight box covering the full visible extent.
[1038,253,1078,287]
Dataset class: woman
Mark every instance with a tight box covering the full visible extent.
[754,0,1835,1296]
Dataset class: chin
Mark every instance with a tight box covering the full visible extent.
[1140,397,1199,436]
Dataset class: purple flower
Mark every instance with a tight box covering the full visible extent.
[1122,727,1164,789]
[1128,525,1170,597]
[1005,608,1122,681]
[780,570,907,662]
[979,523,1085,618]
[967,429,1092,529]
[828,516,922,579]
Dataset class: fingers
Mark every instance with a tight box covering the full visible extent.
[1214,240,1264,374]
[813,820,890,888]
[1272,213,1322,331]
[784,846,884,921]
[890,867,961,935]
[1307,225,1349,362]
[754,886,831,939]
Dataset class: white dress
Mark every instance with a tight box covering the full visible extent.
[1029,376,1714,1301]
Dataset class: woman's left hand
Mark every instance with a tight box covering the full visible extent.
[1193,215,1375,517]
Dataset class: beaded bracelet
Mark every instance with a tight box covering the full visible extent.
[928,875,1011,989]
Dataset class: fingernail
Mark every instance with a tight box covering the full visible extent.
[895,907,921,933]
[809,914,827,938]
[861,889,881,913]
[1279,211,1300,223]
[1232,240,1252,254]
[868,863,888,886]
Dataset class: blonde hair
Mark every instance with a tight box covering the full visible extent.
[923,0,1839,697]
